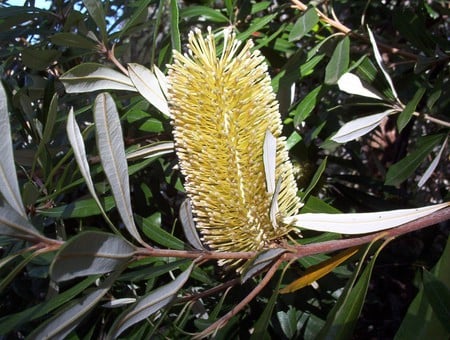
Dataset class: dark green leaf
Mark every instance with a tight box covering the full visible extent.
[136,214,184,250]
[397,87,425,132]
[21,48,61,71]
[422,269,450,332]
[292,85,322,127]
[37,196,115,218]
[385,133,445,186]
[180,6,228,23]
[325,36,350,85]
[302,157,327,199]
[82,0,107,40]
[50,33,97,50]
[0,276,97,333]
[50,231,135,282]
[289,7,319,42]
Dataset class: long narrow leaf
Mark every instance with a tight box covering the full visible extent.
[94,93,145,245]
[108,263,194,338]
[283,202,449,234]
[367,26,399,101]
[126,141,174,161]
[0,201,41,241]
[263,130,277,193]
[418,135,448,187]
[60,63,136,93]
[29,270,120,340]
[0,82,25,217]
[128,63,170,117]
[180,198,204,250]
[337,73,383,100]
[331,110,392,143]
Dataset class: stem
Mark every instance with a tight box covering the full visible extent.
[413,112,450,128]
[192,257,283,339]
[106,44,128,75]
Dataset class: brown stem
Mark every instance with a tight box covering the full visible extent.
[177,278,241,304]
[290,0,418,61]
[192,257,283,339]
[106,45,128,75]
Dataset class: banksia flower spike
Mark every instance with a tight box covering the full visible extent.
[167,27,302,268]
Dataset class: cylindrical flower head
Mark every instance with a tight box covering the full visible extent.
[168,28,302,267]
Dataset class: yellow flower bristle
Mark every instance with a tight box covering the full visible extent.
[168,28,301,267]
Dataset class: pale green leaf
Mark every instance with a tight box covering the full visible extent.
[60,63,136,93]
[283,202,449,234]
[0,82,26,217]
[126,141,174,161]
[180,198,204,250]
[337,73,383,100]
[108,263,194,339]
[127,63,170,117]
[331,110,393,143]
[418,135,448,187]
[50,231,135,282]
[94,93,145,245]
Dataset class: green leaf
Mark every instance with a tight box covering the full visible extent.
[418,136,448,187]
[325,36,350,85]
[21,48,61,71]
[170,0,181,52]
[317,240,390,339]
[60,63,136,93]
[237,13,277,42]
[289,7,319,42]
[108,263,194,339]
[180,198,204,250]
[302,157,327,199]
[395,237,450,339]
[241,248,286,283]
[127,63,170,117]
[136,214,184,250]
[50,231,135,282]
[29,271,120,340]
[94,93,145,245]
[385,133,445,186]
[50,32,97,50]
[180,6,229,23]
[82,0,107,40]
[422,269,450,332]
[117,0,152,39]
[0,276,97,333]
[0,81,26,217]
[0,200,42,241]
[397,87,426,132]
[292,85,322,127]
[37,196,116,218]
[331,110,393,144]
[277,307,308,339]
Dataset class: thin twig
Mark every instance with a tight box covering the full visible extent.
[192,257,284,339]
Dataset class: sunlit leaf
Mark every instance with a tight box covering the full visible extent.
[102,298,137,308]
[331,110,392,143]
[325,36,350,85]
[367,26,399,101]
[263,130,277,194]
[180,5,229,23]
[126,141,174,161]
[418,135,447,187]
[283,202,449,234]
[280,247,358,293]
[0,82,26,217]
[50,231,135,282]
[180,198,204,250]
[108,263,194,339]
[397,87,425,132]
[170,0,181,52]
[385,133,445,186]
[60,63,136,93]
[337,73,383,100]
[136,214,184,250]
[317,239,391,339]
[94,93,145,245]
[127,63,170,117]
[289,7,319,42]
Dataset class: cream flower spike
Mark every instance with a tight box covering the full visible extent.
[168,27,302,268]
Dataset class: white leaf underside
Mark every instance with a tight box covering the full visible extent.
[283,202,449,234]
